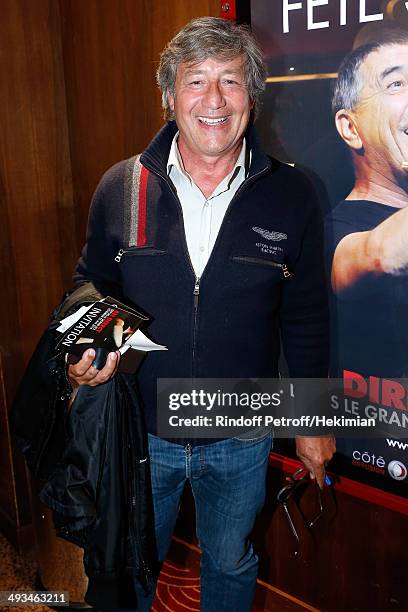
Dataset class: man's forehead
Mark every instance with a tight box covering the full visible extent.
[178,55,245,74]
[360,43,408,85]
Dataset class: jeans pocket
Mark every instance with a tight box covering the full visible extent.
[232,428,272,445]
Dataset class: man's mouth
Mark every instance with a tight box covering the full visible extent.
[197,116,228,125]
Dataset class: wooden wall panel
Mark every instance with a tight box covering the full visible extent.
[0,0,76,369]
[59,0,220,247]
[0,354,18,532]
[0,0,76,546]
[59,0,155,243]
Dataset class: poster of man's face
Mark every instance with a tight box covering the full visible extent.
[251,0,408,496]
[333,39,408,199]
[354,43,408,184]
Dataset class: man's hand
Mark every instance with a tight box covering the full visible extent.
[295,436,336,489]
[68,348,120,389]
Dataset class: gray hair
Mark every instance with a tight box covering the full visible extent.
[332,26,408,116]
[156,17,266,120]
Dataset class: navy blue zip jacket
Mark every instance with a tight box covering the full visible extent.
[74,121,329,436]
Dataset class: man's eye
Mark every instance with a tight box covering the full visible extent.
[190,80,203,86]
[387,79,405,90]
[223,79,238,85]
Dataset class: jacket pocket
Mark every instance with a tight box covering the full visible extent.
[231,256,292,278]
[115,247,167,262]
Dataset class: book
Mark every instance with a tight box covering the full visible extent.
[56,297,167,373]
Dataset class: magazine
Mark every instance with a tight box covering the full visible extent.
[56,297,167,373]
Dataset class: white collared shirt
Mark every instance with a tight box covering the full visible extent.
[167,133,248,278]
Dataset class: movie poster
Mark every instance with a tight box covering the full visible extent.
[251,0,408,497]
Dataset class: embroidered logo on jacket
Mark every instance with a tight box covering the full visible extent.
[252,227,287,241]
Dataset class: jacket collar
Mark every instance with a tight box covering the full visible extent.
[140,120,272,179]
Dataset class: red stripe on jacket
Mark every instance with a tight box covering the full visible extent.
[137,165,149,246]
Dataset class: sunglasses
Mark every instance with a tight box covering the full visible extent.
[276,467,334,556]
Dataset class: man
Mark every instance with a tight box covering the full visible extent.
[328,26,408,378]
[68,17,335,611]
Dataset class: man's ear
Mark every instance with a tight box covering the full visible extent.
[335,109,363,151]
[167,91,175,112]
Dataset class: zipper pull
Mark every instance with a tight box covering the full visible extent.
[185,442,192,457]
[282,263,292,279]
[115,248,124,263]
[194,277,200,308]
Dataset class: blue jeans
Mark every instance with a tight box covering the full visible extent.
[128,432,272,612]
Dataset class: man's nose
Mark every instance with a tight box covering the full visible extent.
[203,81,226,109]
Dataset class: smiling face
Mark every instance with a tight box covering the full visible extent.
[167,55,253,163]
[352,43,408,184]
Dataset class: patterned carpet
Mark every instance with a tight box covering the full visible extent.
[152,560,200,611]
[0,533,265,612]
[0,532,52,612]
